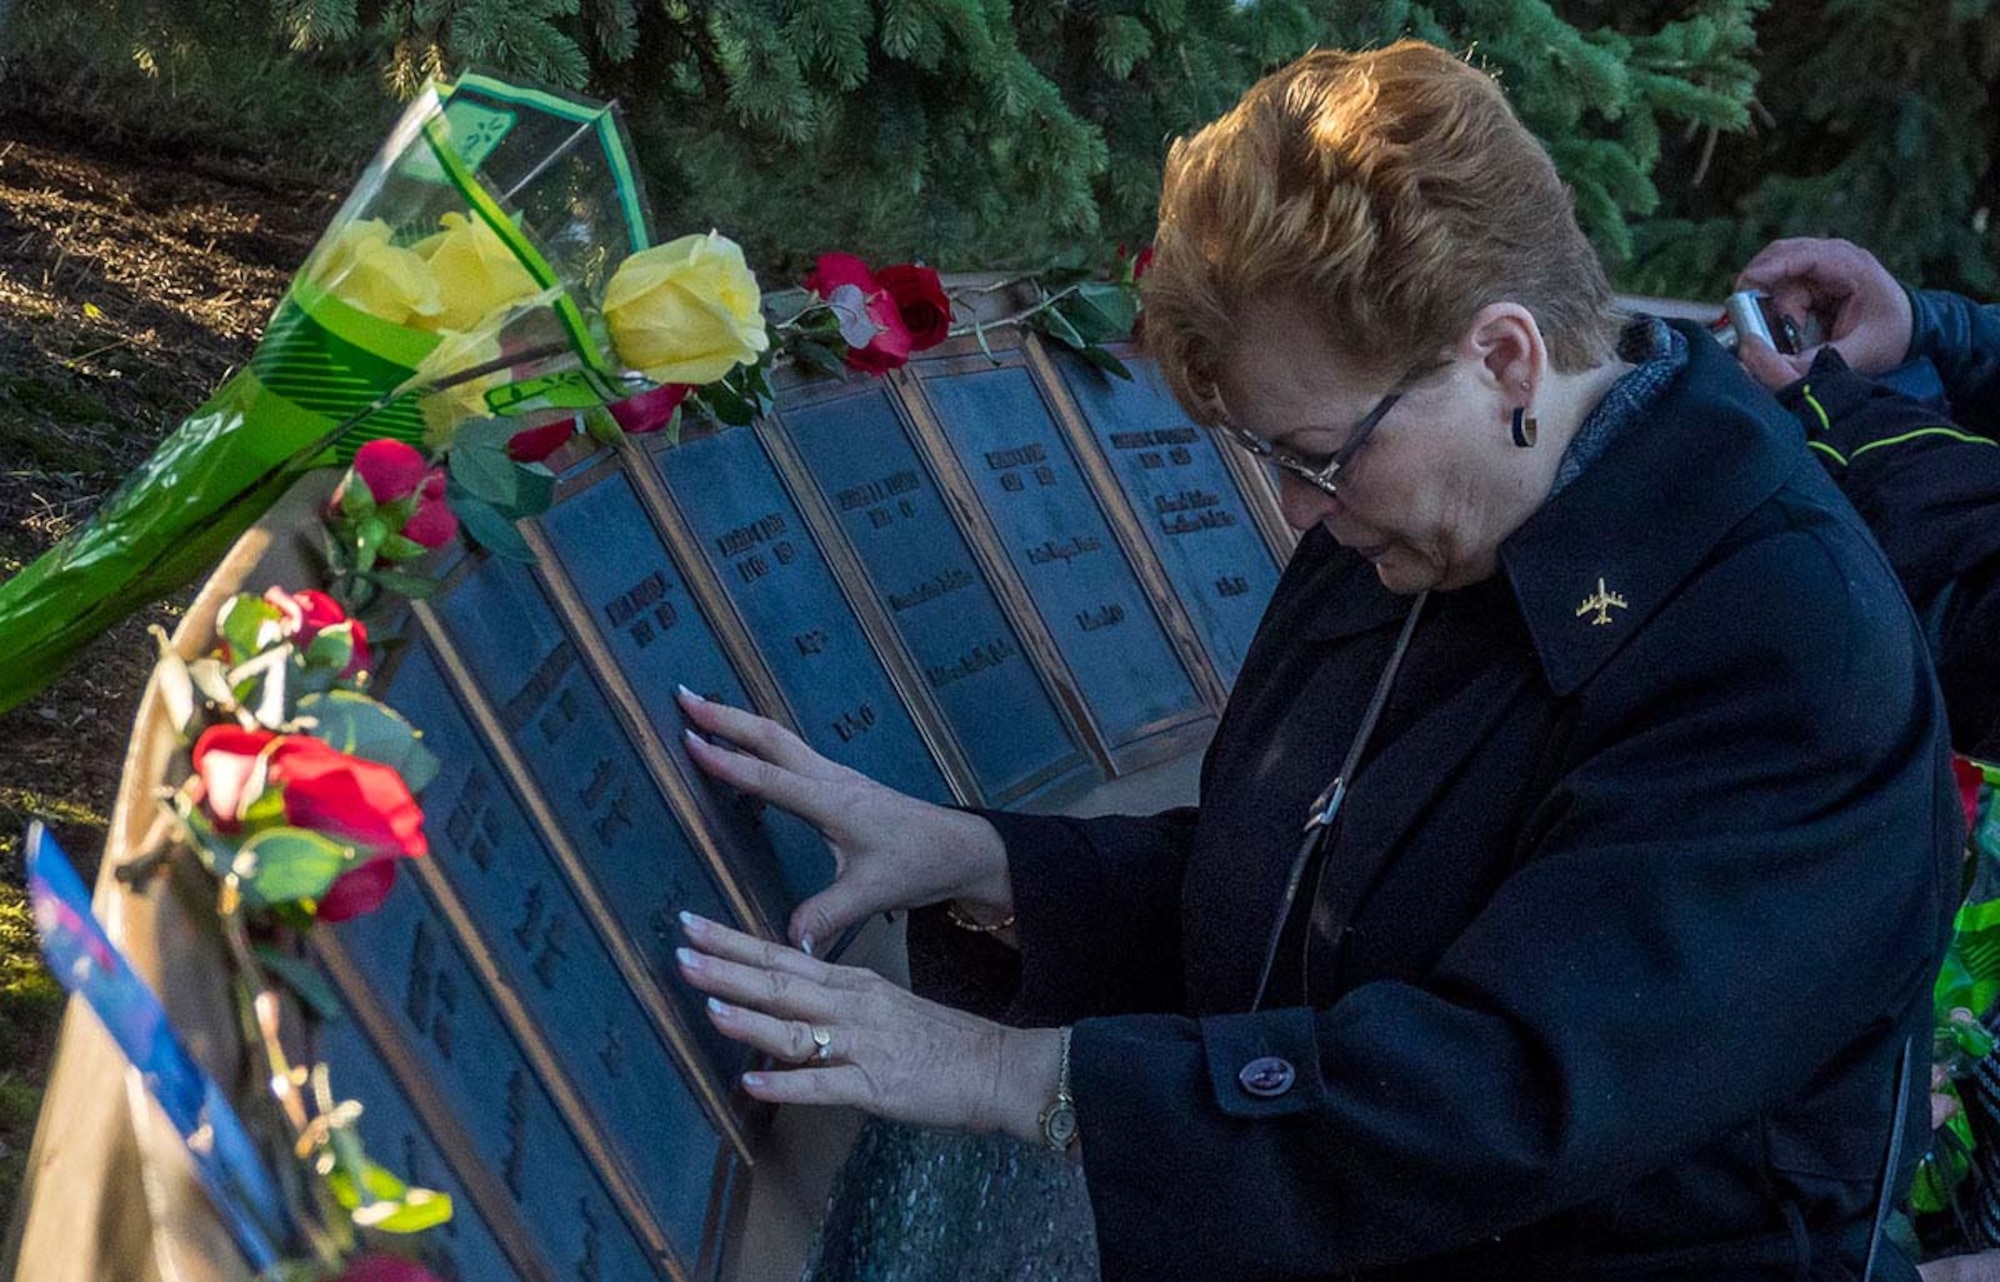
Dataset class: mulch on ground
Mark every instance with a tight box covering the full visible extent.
[0,111,338,1222]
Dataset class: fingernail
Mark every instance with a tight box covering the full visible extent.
[677,684,705,704]
[683,727,707,750]
[707,997,730,1016]
[742,1072,766,1089]
[800,934,815,958]
[675,946,702,970]
[680,910,710,935]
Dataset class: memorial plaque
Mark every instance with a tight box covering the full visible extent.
[423,555,756,1084]
[1050,349,1283,688]
[317,878,680,1282]
[532,464,835,926]
[314,1014,529,1282]
[646,426,955,805]
[771,382,1093,805]
[386,635,748,1215]
[909,357,1210,765]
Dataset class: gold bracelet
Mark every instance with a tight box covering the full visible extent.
[945,901,1016,933]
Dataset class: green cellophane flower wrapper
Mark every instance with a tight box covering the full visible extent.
[0,71,660,716]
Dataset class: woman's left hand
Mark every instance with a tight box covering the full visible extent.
[675,912,1061,1143]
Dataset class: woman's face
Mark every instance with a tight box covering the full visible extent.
[1213,296,1544,594]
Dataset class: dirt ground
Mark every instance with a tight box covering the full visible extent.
[0,111,337,1222]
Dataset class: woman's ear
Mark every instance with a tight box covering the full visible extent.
[1458,303,1546,400]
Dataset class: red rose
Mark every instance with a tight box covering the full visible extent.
[399,469,457,552]
[1954,756,1985,834]
[1132,245,1154,279]
[803,252,912,376]
[507,419,576,464]
[263,586,370,679]
[192,725,273,831]
[338,1255,447,1282]
[608,383,691,436]
[190,727,428,922]
[877,264,951,352]
[350,440,428,504]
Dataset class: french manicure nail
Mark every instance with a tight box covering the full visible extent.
[677,684,705,703]
[800,934,815,958]
[707,997,729,1016]
[675,946,701,970]
[742,1072,766,1089]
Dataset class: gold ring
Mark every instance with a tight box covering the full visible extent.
[810,1024,833,1062]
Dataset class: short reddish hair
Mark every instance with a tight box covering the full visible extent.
[1142,41,1620,422]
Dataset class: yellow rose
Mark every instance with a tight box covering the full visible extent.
[414,212,540,334]
[413,329,504,449]
[603,231,769,385]
[312,218,444,328]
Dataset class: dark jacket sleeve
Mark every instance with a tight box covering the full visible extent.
[1064,530,1954,1278]
[1782,348,2000,759]
[915,807,1196,1024]
[1906,284,2000,430]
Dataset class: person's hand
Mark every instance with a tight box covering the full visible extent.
[1734,237,1914,386]
[674,910,1061,1141]
[675,686,1011,955]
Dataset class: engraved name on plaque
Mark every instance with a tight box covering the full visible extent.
[644,424,955,806]
[1049,349,1282,688]
[768,381,1093,806]
[908,354,1211,771]
[423,554,757,1084]
[385,635,749,1239]
[530,464,835,929]
[315,1014,526,1282]
[316,877,682,1282]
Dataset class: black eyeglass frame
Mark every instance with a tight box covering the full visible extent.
[1219,386,1406,498]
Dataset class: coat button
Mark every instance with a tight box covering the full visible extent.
[1238,1056,1296,1099]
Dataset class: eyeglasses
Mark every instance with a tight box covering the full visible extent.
[1219,387,1404,498]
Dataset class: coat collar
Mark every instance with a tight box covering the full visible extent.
[1499,320,1805,696]
[1291,321,1802,676]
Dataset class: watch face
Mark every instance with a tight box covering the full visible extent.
[1043,1101,1079,1150]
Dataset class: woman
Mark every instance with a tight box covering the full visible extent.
[674,43,1958,1280]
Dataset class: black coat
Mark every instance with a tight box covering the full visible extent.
[1781,344,2000,761]
[976,324,1960,1280]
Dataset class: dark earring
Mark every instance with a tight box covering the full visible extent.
[1511,406,1538,448]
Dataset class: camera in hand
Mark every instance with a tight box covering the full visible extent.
[1712,290,1816,356]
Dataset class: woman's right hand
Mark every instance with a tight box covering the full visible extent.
[675,686,1012,955]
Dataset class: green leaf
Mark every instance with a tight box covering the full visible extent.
[1063,282,1139,343]
[792,339,846,378]
[1036,306,1088,351]
[367,570,440,600]
[304,624,355,675]
[328,1157,454,1233]
[582,405,624,446]
[253,945,345,1020]
[448,435,520,509]
[1078,345,1134,380]
[379,534,430,563]
[217,594,281,662]
[241,787,287,830]
[502,462,556,522]
[296,691,439,793]
[339,471,376,521]
[698,379,756,427]
[233,827,352,909]
[355,1185,454,1234]
[447,484,536,562]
